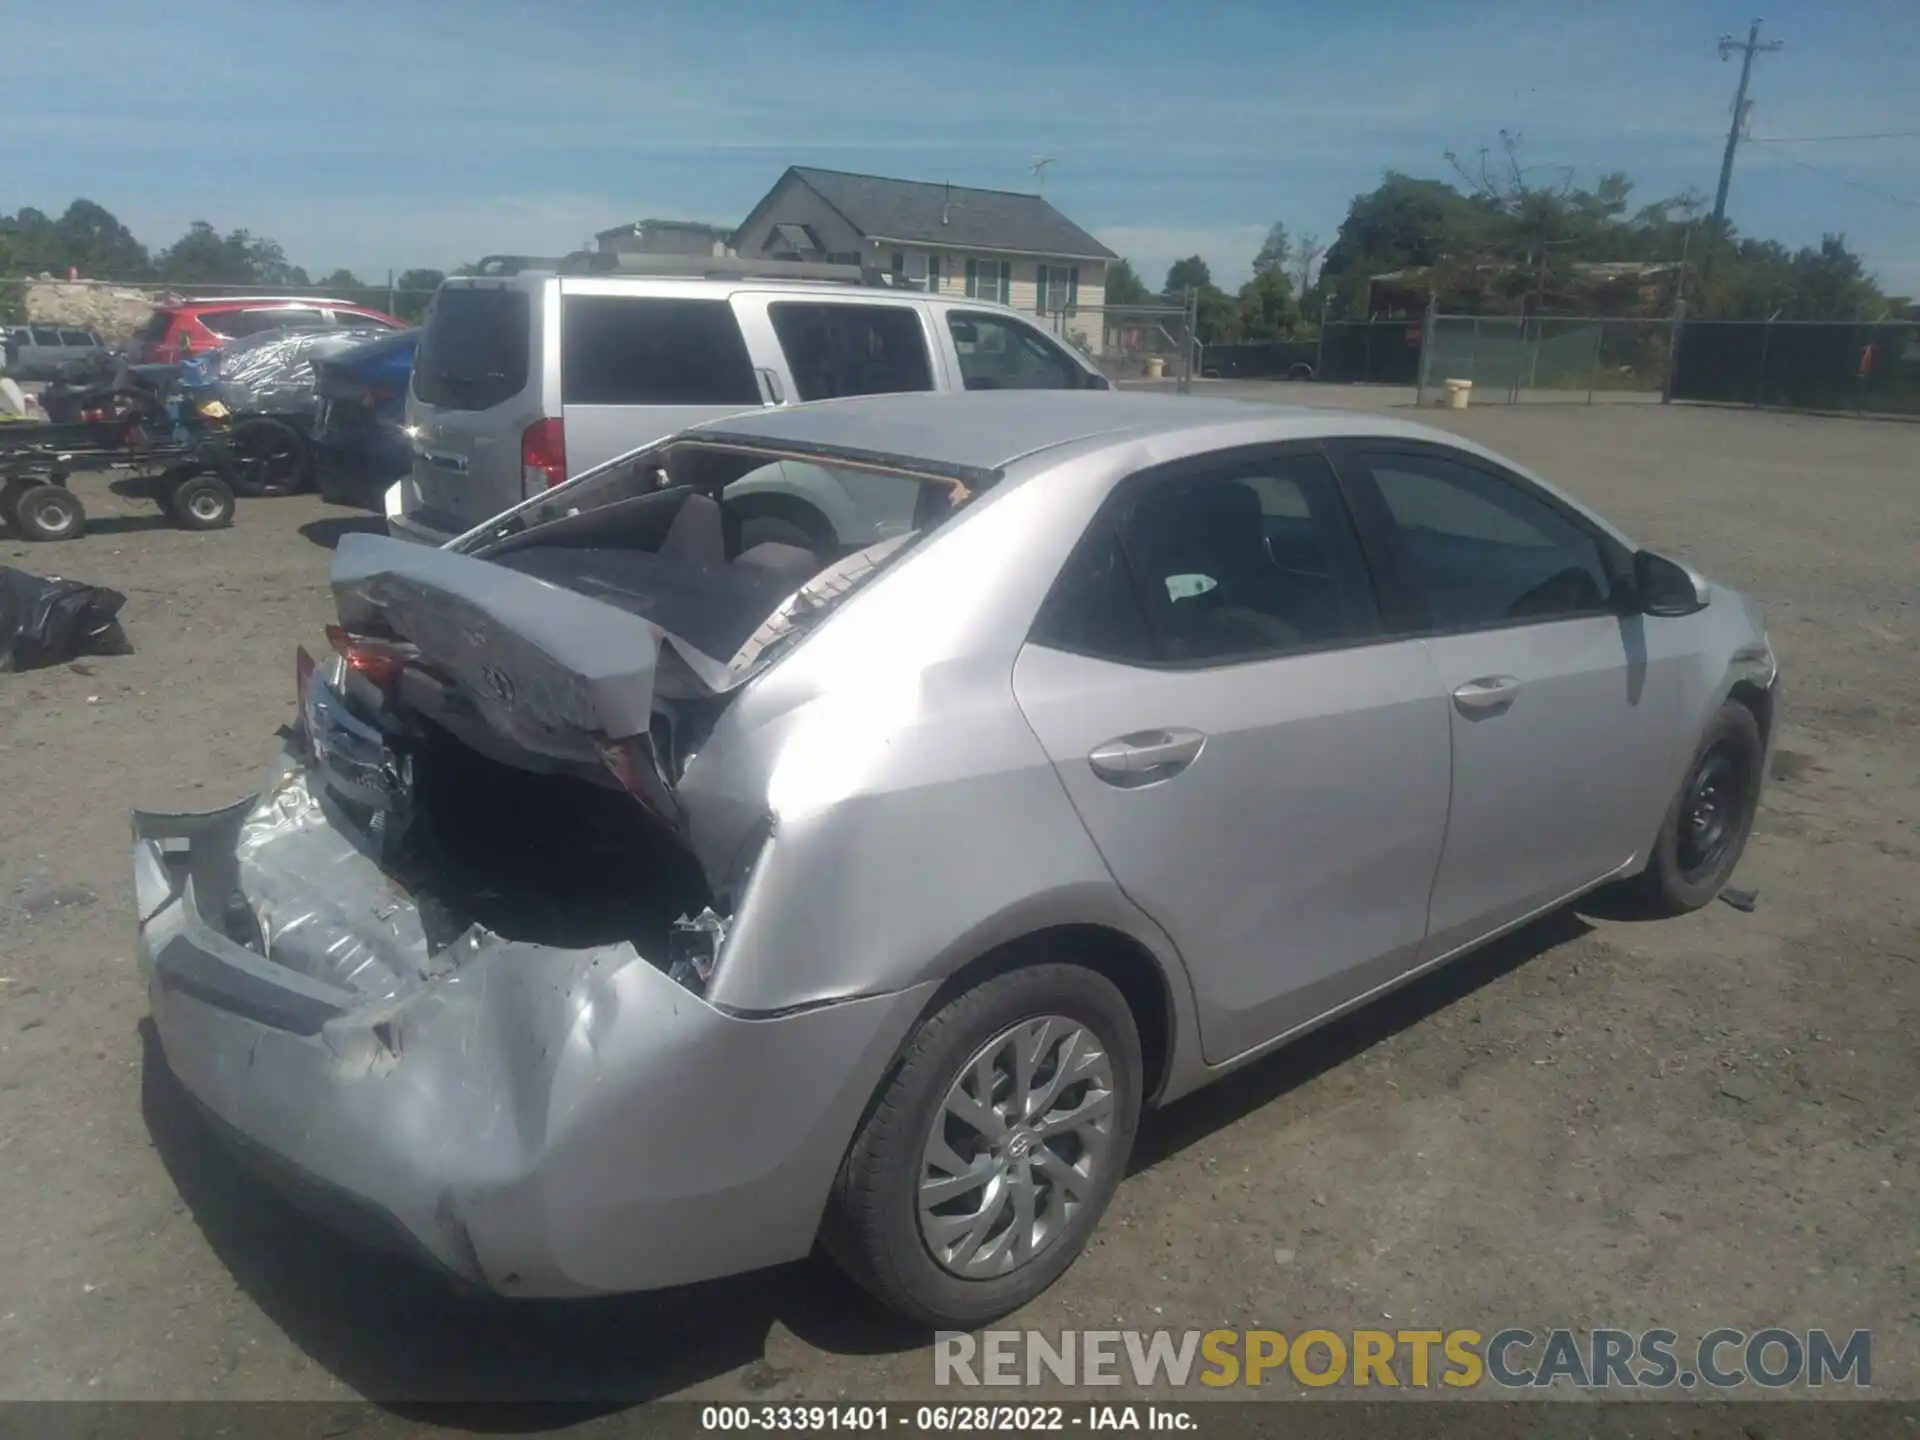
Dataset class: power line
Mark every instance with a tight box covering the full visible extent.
[1712,19,1786,227]
[1746,139,1920,212]
[1755,128,1920,144]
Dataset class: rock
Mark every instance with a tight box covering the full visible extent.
[1272,1248,1295,1265]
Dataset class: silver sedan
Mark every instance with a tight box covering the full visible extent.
[134,392,1777,1325]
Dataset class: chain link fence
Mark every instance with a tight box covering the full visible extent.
[1052,303,1196,389]
[1415,315,1674,404]
[1670,319,1920,417]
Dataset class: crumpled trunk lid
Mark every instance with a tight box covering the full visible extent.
[332,531,687,762]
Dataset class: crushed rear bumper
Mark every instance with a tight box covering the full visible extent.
[133,774,933,1297]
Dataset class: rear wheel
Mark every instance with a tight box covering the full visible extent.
[15,483,86,542]
[823,962,1141,1326]
[228,417,310,497]
[1620,699,1763,915]
[0,477,33,531]
[168,473,236,531]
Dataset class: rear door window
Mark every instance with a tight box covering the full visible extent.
[767,302,934,400]
[57,329,94,347]
[412,286,531,411]
[560,295,759,406]
[30,327,62,346]
[137,312,172,343]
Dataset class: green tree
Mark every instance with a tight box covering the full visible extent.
[317,268,364,290]
[1252,222,1291,277]
[393,268,447,321]
[1163,255,1213,294]
[1104,257,1149,305]
[1237,267,1298,339]
[157,222,310,287]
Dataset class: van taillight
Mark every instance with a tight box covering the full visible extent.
[522,417,567,489]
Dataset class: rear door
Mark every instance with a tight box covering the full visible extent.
[404,279,547,537]
[557,282,771,479]
[1012,445,1453,1063]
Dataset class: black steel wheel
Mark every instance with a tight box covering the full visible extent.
[1620,699,1764,915]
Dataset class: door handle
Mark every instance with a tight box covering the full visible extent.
[1452,675,1521,716]
[756,367,785,405]
[1088,728,1207,787]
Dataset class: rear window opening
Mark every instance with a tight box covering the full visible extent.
[413,285,532,410]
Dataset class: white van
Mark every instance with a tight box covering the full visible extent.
[389,254,1112,547]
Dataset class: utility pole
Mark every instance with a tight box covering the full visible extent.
[1711,18,1784,227]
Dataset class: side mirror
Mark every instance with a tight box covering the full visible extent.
[1633,549,1709,617]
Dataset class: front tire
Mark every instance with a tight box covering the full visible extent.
[1622,699,1763,915]
[823,963,1141,1327]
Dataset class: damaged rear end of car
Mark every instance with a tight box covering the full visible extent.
[133,438,974,1296]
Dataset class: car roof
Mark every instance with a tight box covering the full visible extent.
[170,296,354,309]
[686,391,1458,475]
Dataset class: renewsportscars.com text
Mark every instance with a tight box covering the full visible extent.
[934,1327,1872,1390]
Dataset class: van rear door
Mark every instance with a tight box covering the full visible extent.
[404,279,551,539]
[556,282,775,478]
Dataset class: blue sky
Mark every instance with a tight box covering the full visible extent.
[5,0,1917,295]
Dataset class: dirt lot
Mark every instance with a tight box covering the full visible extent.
[0,394,1914,1407]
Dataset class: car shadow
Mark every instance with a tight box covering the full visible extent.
[300,516,388,550]
[139,909,1587,1416]
[1130,907,1591,1173]
[137,1021,922,1414]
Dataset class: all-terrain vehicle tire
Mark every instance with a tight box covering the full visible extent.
[167,473,237,531]
[14,483,86,542]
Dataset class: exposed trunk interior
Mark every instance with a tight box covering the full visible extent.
[398,719,712,953]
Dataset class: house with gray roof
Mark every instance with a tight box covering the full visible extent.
[732,167,1117,352]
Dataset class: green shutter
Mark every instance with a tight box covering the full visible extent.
[1036,264,1051,314]
[1001,261,1011,304]
[965,258,977,297]
[928,256,941,293]
[1067,266,1080,316]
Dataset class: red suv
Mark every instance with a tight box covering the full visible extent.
[130,297,406,363]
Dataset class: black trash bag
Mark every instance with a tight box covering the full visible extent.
[0,567,132,672]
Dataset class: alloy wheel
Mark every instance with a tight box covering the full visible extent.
[918,1015,1117,1279]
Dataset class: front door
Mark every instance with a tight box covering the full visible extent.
[1012,446,1453,1063]
[1341,444,1681,955]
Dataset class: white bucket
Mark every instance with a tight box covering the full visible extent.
[1445,379,1473,410]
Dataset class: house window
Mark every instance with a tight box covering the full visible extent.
[891,251,906,281]
[965,259,1009,304]
[1036,264,1080,317]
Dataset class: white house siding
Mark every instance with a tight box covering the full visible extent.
[734,175,867,260]
[889,250,1109,355]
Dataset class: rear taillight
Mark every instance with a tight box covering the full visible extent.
[325,624,413,690]
[522,417,567,489]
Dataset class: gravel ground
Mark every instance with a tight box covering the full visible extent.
[0,394,1914,1408]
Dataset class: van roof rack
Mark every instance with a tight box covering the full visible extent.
[469,251,901,287]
